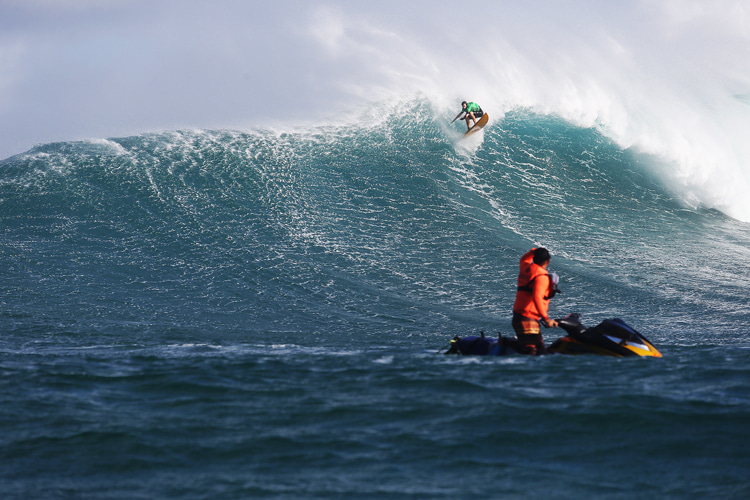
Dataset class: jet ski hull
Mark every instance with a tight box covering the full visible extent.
[445,315,662,358]
[547,336,662,357]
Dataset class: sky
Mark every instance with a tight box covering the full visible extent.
[1,0,469,159]
[1,0,749,218]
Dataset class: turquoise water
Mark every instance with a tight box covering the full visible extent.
[1,103,749,498]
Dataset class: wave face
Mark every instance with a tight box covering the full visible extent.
[3,101,748,341]
[2,101,750,497]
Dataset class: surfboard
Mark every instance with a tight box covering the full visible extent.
[464,113,489,137]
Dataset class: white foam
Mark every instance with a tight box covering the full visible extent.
[300,2,750,220]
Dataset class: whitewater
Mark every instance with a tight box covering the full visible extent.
[2,1,750,498]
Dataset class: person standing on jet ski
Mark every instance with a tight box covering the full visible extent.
[512,247,560,355]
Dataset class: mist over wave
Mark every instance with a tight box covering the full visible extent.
[305,1,750,221]
[3,1,749,222]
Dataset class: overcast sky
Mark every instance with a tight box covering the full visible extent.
[1,0,748,166]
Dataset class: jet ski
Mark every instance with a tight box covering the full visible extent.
[444,314,662,358]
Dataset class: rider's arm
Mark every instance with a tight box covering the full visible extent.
[533,275,557,327]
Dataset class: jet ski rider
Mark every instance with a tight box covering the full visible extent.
[512,247,560,355]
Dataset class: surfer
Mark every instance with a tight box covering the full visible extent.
[451,101,484,131]
[511,247,559,355]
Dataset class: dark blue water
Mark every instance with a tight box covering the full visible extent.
[1,104,749,498]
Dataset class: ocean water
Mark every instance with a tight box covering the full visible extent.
[1,101,749,499]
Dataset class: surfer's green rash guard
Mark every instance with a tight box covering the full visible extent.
[465,102,481,113]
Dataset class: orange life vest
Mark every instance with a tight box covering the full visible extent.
[513,249,555,321]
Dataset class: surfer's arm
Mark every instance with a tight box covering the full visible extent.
[450,111,465,124]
